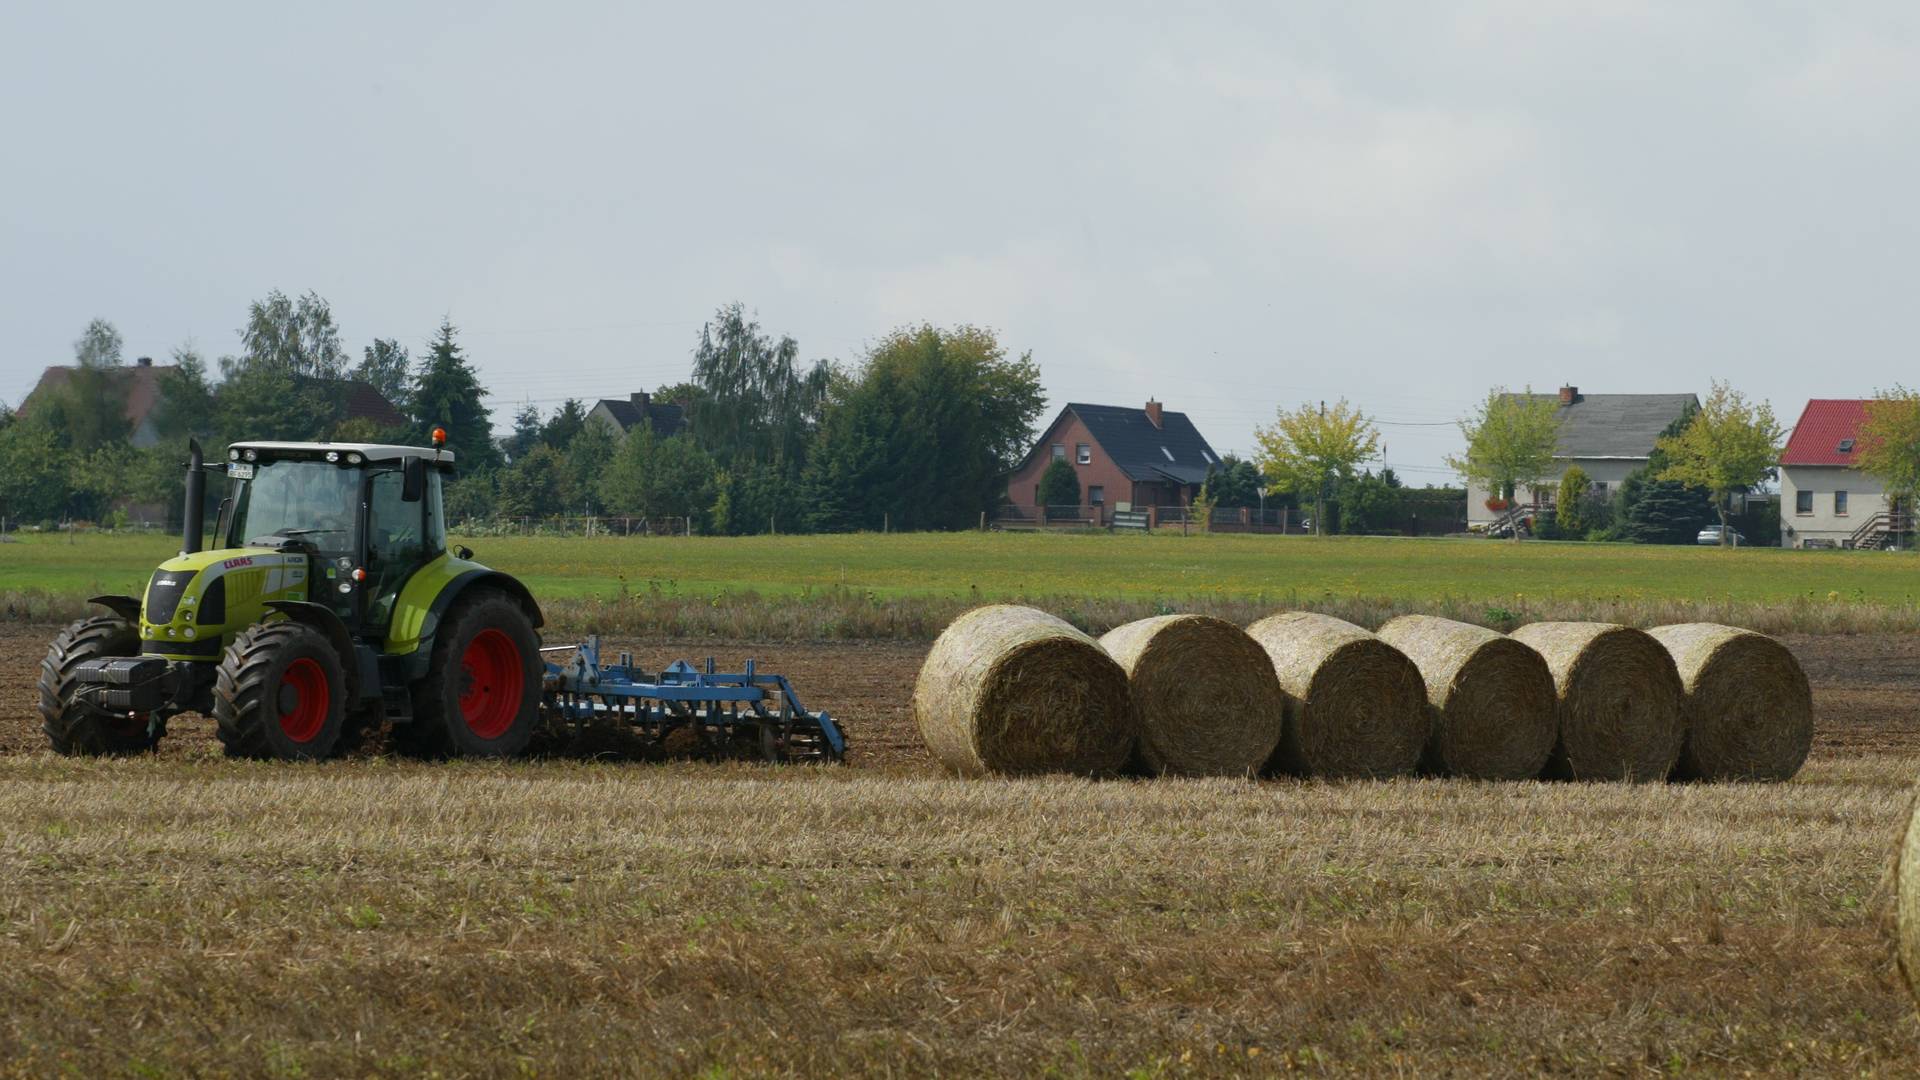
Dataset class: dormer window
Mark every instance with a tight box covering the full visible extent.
[1837,438,1855,453]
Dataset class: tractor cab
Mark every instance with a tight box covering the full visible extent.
[218,440,454,634]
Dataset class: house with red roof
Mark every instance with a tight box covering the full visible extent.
[1779,399,1911,549]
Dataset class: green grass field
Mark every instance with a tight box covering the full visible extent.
[3,529,1914,605]
[5,530,1917,638]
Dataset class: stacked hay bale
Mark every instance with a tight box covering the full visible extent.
[1648,623,1812,781]
[1896,798,1920,1009]
[1245,612,1429,778]
[912,605,1137,776]
[1376,614,1557,780]
[1097,614,1285,777]
[1508,622,1686,781]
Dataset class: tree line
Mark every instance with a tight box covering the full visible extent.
[0,296,1048,535]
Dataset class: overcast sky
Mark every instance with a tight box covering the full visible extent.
[4,3,1917,480]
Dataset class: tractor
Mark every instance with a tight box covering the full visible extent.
[38,432,546,760]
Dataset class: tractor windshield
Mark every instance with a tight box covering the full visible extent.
[224,460,361,554]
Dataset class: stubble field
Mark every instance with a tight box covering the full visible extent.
[2,623,1920,1075]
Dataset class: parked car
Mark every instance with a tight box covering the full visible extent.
[1697,525,1744,546]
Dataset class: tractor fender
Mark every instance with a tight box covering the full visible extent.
[404,570,545,681]
[262,600,376,702]
[88,594,142,622]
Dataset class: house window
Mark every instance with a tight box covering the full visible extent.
[1835,490,1849,516]
[1050,444,1065,461]
[1089,485,1104,506]
[1795,490,1813,515]
[1201,451,1215,465]
[1076,443,1090,465]
[1837,438,1856,453]
[1160,446,1174,461]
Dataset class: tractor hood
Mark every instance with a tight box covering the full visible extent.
[139,547,313,660]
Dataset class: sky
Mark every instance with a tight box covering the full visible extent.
[4,2,1918,482]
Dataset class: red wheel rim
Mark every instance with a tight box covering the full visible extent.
[459,629,523,740]
[279,657,329,743]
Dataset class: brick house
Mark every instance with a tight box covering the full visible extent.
[1005,400,1222,522]
[1778,399,1911,549]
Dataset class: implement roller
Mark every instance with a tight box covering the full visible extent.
[540,636,847,763]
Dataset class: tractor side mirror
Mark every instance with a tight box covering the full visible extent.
[401,457,426,502]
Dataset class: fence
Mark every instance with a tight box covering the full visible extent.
[450,515,696,538]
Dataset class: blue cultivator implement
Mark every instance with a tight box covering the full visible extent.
[539,637,847,763]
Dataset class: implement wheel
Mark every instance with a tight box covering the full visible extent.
[398,591,541,759]
[38,616,158,756]
[213,621,348,760]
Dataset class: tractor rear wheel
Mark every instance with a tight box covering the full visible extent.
[398,591,541,758]
[212,621,348,761]
[39,616,159,756]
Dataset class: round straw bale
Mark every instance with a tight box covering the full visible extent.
[1096,614,1285,777]
[913,605,1137,776]
[1895,796,1920,1008]
[1245,612,1429,778]
[1647,623,1812,782]
[1508,622,1686,782]
[1375,614,1556,780]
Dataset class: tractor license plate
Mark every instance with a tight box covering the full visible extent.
[229,463,255,479]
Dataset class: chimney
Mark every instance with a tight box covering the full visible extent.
[1558,385,1577,405]
[1145,398,1163,428]
[630,391,651,410]
[136,356,153,367]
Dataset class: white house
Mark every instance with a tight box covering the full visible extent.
[1465,386,1699,528]
[586,391,688,442]
[1778,399,1910,549]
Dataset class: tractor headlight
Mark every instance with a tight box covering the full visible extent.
[325,451,340,463]
[345,452,362,464]
[243,449,258,462]
[183,627,195,639]
[229,449,240,461]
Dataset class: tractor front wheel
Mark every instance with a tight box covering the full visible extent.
[398,591,541,758]
[213,621,348,760]
[39,616,158,756]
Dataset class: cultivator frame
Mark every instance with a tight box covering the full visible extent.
[539,637,846,763]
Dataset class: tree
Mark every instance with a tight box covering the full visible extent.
[1037,458,1080,513]
[1857,385,1920,526]
[560,417,616,514]
[1556,465,1590,536]
[217,290,351,440]
[541,399,588,450]
[503,402,544,463]
[408,318,499,473]
[1622,479,1715,545]
[1338,468,1404,535]
[0,419,71,524]
[1254,400,1381,536]
[41,318,131,451]
[153,344,215,441]
[1447,387,1562,535]
[689,303,830,470]
[496,444,565,519]
[1654,381,1784,544]
[352,338,411,408]
[1200,455,1263,508]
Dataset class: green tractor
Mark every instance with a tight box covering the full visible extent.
[38,434,545,760]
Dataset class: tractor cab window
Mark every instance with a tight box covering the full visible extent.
[226,460,360,559]
[365,468,429,630]
[425,469,447,554]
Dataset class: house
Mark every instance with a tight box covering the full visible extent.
[19,358,408,446]
[1465,386,1699,528]
[1778,399,1910,549]
[587,391,687,441]
[1005,399,1222,521]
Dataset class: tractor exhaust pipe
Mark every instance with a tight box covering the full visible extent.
[181,438,206,555]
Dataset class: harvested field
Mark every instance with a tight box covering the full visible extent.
[1,623,1920,1073]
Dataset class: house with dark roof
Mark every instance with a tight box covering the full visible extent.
[1005,399,1222,520]
[20,359,407,447]
[587,391,687,442]
[1779,399,1910,549]
[1467,385,1700,528]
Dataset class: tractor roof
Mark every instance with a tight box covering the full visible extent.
[227,441,456,465]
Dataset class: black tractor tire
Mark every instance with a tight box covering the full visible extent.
[38,616,158,756]
[212,621,349,761]
[396,591,542,759]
